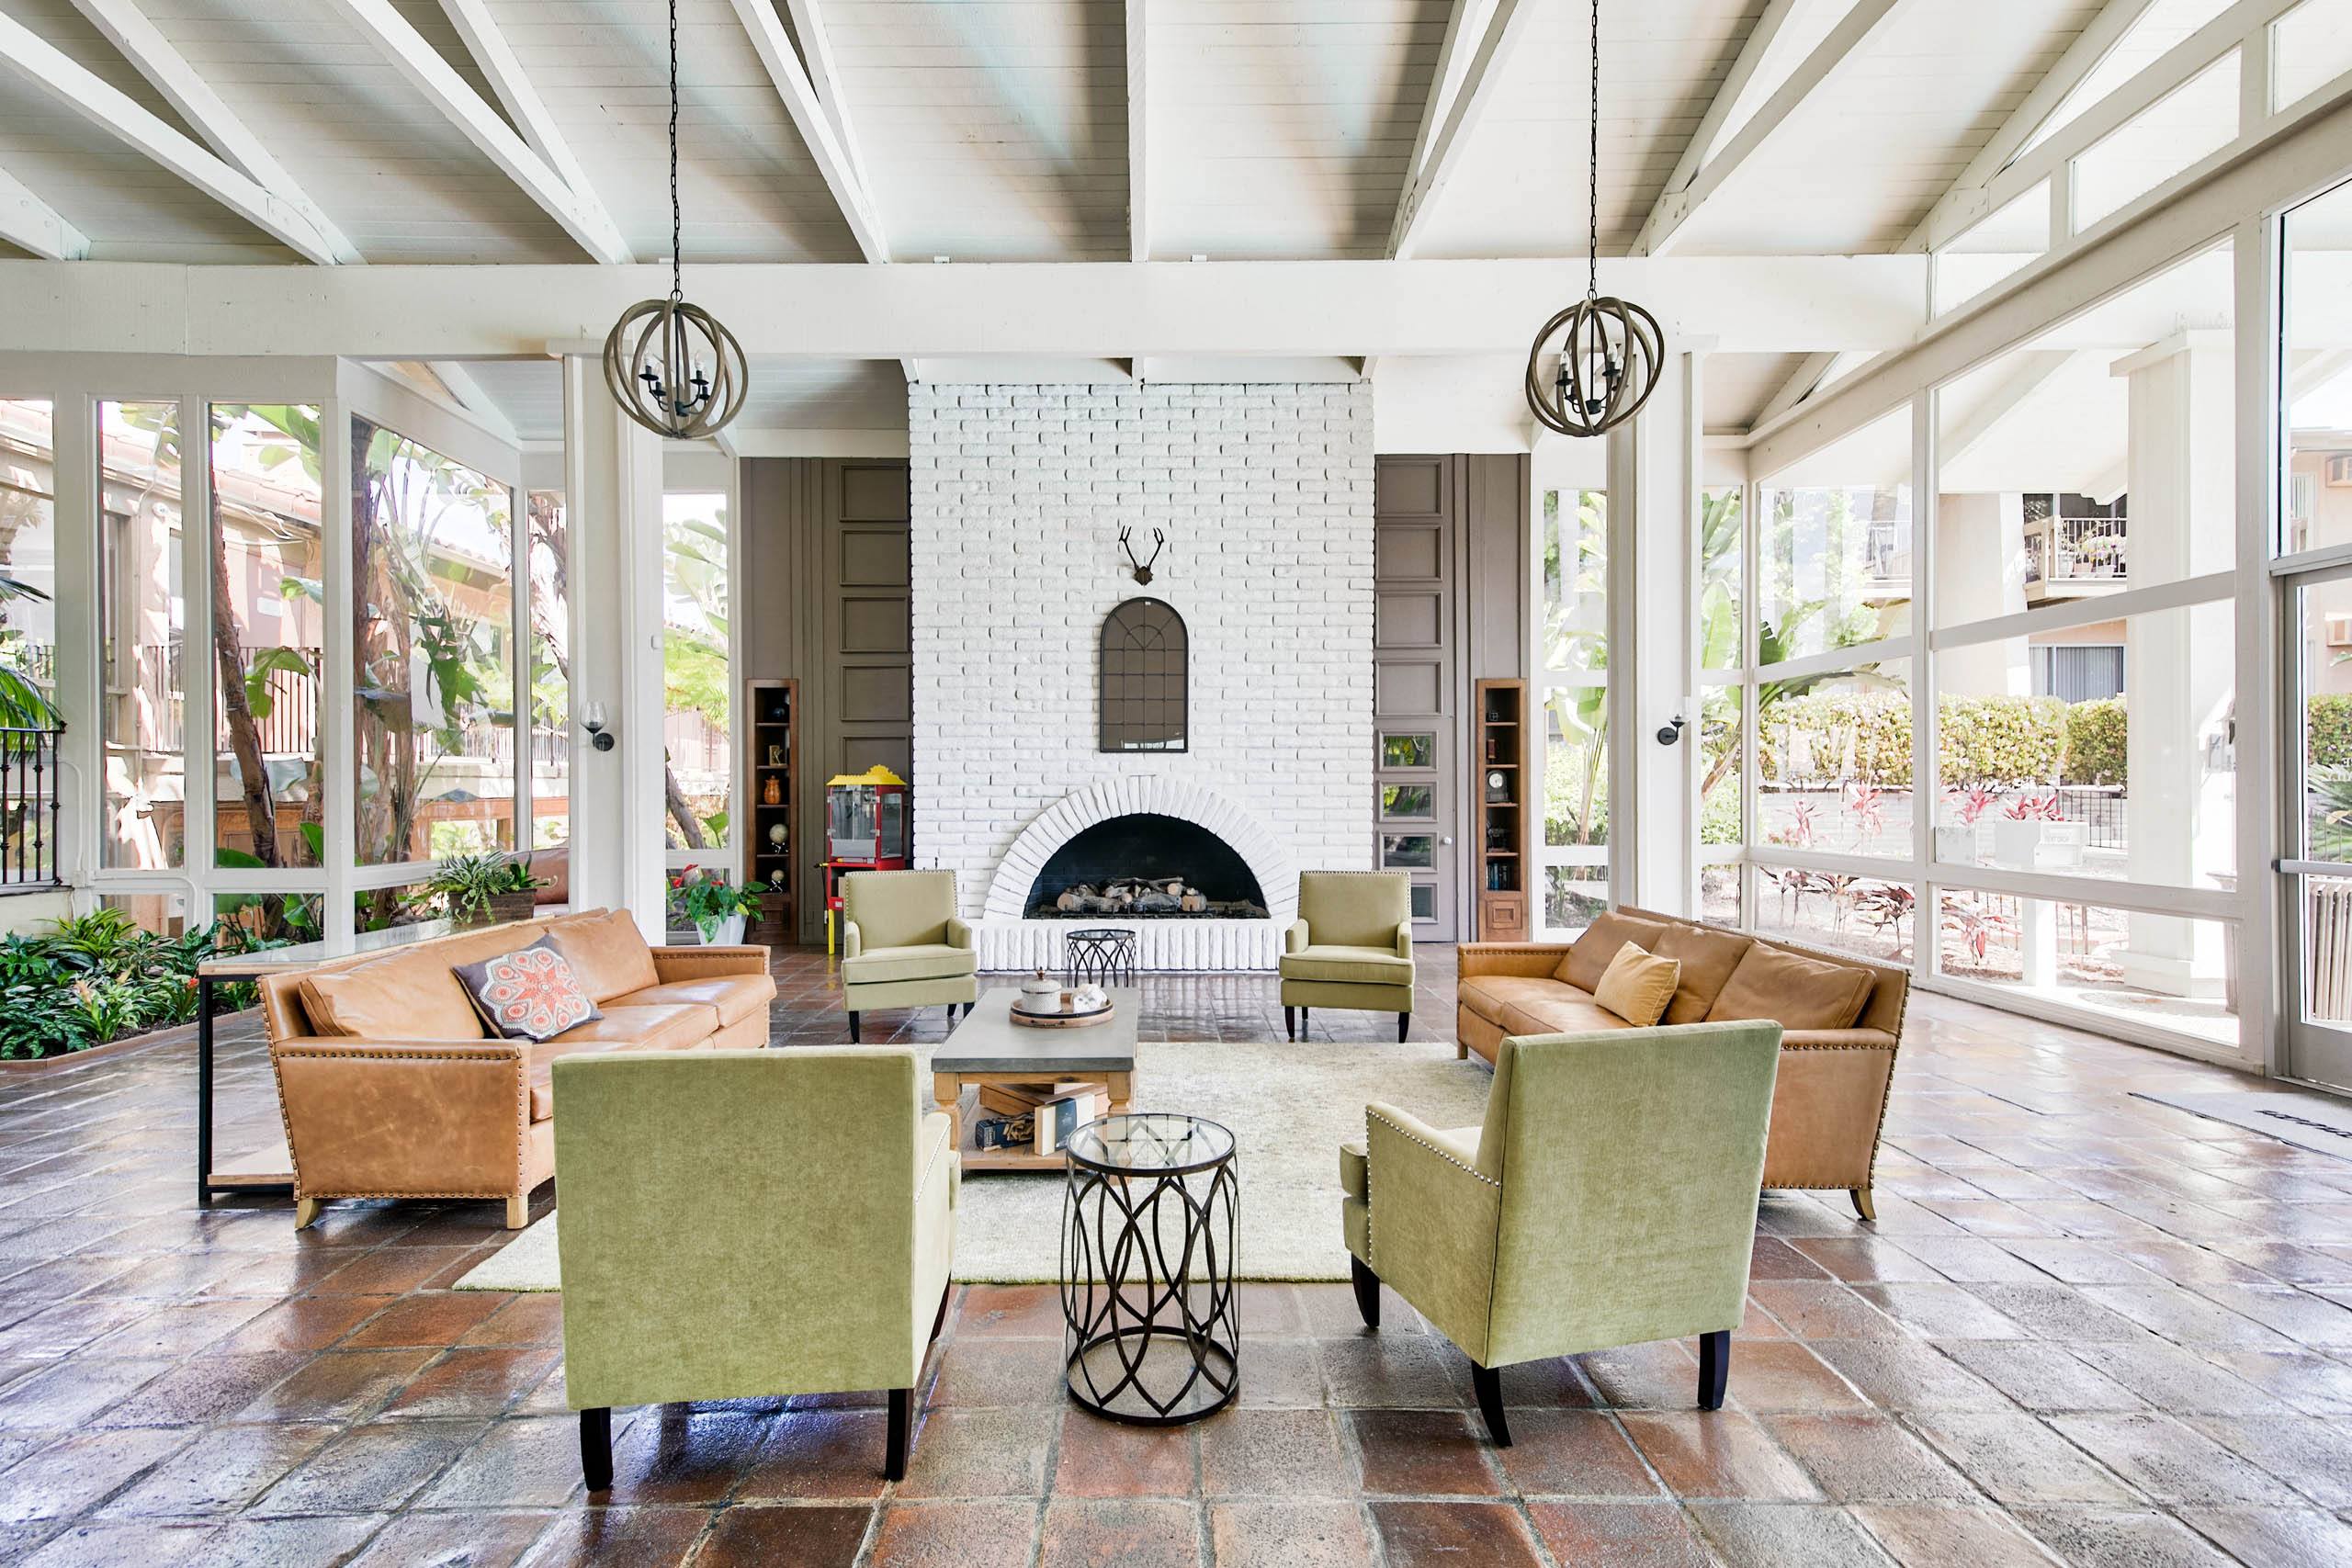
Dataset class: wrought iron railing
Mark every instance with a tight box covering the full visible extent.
[0,726,63,890]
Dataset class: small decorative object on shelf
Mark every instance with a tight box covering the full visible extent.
[746,679,797,942]
[1474,679,1530,942]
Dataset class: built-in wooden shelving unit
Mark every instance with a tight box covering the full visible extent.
[1474,678,1530,942]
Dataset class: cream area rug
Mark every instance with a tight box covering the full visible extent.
[456,1038,1492,1289]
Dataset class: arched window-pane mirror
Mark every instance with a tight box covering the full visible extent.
[1100,597,1188,752]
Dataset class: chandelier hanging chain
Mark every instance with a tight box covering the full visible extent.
[602,0,748,438]
[1521,0,1662,438]
[1589,0,1609,305]
[668,0,682,302]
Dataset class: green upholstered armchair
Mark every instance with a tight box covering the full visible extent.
[841,870,978,1042]
[552,1047,958,1486]
[1341,1021,1781,1445]
[1281,870,1416,1042]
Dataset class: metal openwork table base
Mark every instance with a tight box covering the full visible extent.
[1063,926,1139,987]
[1060,1112,1239,1425]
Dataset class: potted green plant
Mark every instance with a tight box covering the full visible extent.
[667,865,766,945]
[430,853,545,929]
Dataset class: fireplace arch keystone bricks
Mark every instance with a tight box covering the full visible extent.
[977,779,1299,972]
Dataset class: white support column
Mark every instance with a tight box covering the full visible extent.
[50,392,98,897]
[1613,350,1695,911]
[561,356,667,936]
[1910,393,1939,986]
[181,395,216,898]
[1932,494,2029,694]
[320,399,356,946]
[2235,216,2281,1072]
[2117,331,2236,995]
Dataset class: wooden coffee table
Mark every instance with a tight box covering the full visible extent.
[932,987,1139,1172]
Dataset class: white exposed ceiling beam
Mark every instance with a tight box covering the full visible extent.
[324,0,631,264]
[1905,0,2160,251]
[0,13,344,263]
[1125,0,1148,262]
[0,163,87,260]
[2292,348,2352,402]
[1634,0,1913,256]
[784,0,873,199]
[70,0,361,263]
[426,360,519,445]
[0,254,1931,359]
[1387,0,1533,260]
[1652,0,1799,219]
[729,0,889,264]
[1749,351,1840,431]
[434,0,615,239]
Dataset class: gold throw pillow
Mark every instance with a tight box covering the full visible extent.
[1593,942,1681,1028]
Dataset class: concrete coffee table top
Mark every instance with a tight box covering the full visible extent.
[932,987,1141,1075]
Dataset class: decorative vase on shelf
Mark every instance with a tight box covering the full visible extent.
[763,775,783,806]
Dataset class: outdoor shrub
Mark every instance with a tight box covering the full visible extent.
[1939,694,2066,785]
[0,917,278,1061]
[1756,692,1913,786]
[2313,695,2352,771]
[2063,699,2128,785]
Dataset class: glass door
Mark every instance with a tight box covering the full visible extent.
[2283,564,2352,1092]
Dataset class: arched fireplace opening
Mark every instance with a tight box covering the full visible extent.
[1024,812,1269,919]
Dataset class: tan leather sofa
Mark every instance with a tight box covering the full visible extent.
[1455,906,1907,1221]
[262,908,775,1230]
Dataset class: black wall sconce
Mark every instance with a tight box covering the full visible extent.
[582,700,616,752]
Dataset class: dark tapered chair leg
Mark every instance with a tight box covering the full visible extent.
[1397,1011,1410,1043]
[1284,1006,1295,1041]
[847,1011,860,1043]
[1698,1329,1731,1411]
[1299,1006,1310,1037]
[885,1387,912,1481]
[1350,1255,1381,1329]
[1849,1186,1876,1223]
[580,1406,613,1491]
[1470,1361,1511,1447]
[930,1280,953,1343]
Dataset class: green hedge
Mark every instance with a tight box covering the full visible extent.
[2314,695,2352,772]
[1758,691,2081,787]
[2062,699,2126,785]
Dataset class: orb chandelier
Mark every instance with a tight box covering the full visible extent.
[604,0,747,440]
[1525,0,1663,439]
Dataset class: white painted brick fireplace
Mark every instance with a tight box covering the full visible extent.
[908,381,1375,970]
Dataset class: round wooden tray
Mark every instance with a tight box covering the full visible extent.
[1010,1000,1116,1029]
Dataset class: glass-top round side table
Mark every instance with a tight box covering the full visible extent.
[1060,1112,1239,1424]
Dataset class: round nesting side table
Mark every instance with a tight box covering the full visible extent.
[1063,926,1139,987]
[1060,1112,1239,1424]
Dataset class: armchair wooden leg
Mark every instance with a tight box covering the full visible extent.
[293,1197,322,1231]
[885,1387,912,1481]
[1849,1186,1876,1223]
[1698,1330,1731,1411]
[1350,1256,1380,1330]
[1299,1007,1310,1036]
[1397,1012,1410,1043]
[930,1280,954,1343]
[1470,1360,1511,1447]
[580,1407,613,1491]
[505,1194,530,1230]
[847,1011,860,1043]
[1283,1006,1295,1041]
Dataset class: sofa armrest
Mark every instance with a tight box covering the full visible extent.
[269,1038,530,1198]
[946,917,974,951]
[1394,921,1413,962]
[1363,1100,1501,1360]
[1456,942,1575,980]
[842,919,864,959]
[1778,1029,1898,1050]
[1284,919,1309,954]
[650,945,770,981]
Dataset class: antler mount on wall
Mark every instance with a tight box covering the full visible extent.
[1119,525,1166,585]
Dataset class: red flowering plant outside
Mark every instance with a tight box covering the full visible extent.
[667,864,769,939]
[2000,792,2066,821]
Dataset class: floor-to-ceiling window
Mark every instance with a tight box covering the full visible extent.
[1697,483,1744,925]
[525,490,571,852]
[98,401,186,881]
[0,400,57,730]
[350,416,516,889]
[662,491,732,862]
[1538,484,1608,931]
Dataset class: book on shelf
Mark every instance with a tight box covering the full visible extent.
[978,1079,1106,1119]
[1033,1086,1104,1156]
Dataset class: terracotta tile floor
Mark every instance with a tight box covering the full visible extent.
[4,946,2352,1565]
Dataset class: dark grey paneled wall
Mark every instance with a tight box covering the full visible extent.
[741,457,912,943]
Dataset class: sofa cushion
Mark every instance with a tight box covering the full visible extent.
[1460,974,1586,1026]
[544,909,662,1003]
[1654,923,1755,1024]
[299,963,484,1043]
[1559,910,1673,990]
[1279,944,1414,986]
[1593,943,1680,1027]
[1708,942,1874,1031]
[455,937,601,1043]
[613,974,775,1029]
[842,943,978,986]
[1498,995,1632,1038]
[542,1003,716,1054]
